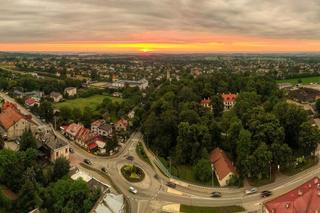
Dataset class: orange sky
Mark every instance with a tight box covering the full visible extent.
[2,37,320,53]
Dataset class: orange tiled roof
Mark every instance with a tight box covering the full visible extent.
[222,93,238,102]
[210,148,236,180]
[0,108,24,130]
[265,177,320,213]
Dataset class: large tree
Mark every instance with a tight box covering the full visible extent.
[20,130,37,151]
[53,157,70,181]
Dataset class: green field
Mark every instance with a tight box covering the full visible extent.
[277,76,320,85]
[180,205,245,213]
[54,95,123,112]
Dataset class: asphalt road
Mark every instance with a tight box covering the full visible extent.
[1,92,320,213]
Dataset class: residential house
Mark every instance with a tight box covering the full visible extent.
[92,193,125,213]
[25,97,40,108]
[115,118,128,132]
[91,119,113,137]
[0,108,35,140]
[1,101,17,111]
[91,119,106,133]
[222,93,238,111]
[264,177,320,213]
[200,98,212,110]
[61,123,84,140]
[210,148,237,187]
[64,87,77,97]
[50,92,63,102]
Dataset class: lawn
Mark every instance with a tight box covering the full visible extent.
[158,157,219,187]
[276,76,320,85]
[54,95,123,112]
[180,205,245,213]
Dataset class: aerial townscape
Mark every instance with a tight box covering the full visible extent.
[1,1,320,213]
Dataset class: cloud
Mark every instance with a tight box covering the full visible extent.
[0,0,320,43]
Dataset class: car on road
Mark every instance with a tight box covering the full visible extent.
[166,182,177,188]
[129,186,138,194]
[101,167,107,173]
[245,187,257,195]
[83,159,92,165]
[261,190,272,198]
[69,148,74,153]
[211,192,222,198]
[126,155,134,161]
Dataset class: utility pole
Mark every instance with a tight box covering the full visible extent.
[211,164,214,187]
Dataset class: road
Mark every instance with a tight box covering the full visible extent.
[1,91,320,213]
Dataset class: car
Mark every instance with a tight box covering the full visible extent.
[101,167,107,173]
[261,190,272,198]
[69,148,74,153]
[129,186,138,194]
[211,192,222,198]
[126,155,134,161]
[245,187,257,195]
[166,182,177,188]
[83,159,92,165]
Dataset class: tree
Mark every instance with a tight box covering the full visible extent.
[20,130,37,151]
[0,132,4,149]
[252,143,273,179]
[193,158,212,182]
[53,157,70,181]
[17,178,42,211]
[211,94,224,117]
[72,108,82,122]
[59,106,72,122]
[316,99,320,113]
[270,142,292,169]
[298,122,320,156]
[38,101,54,122]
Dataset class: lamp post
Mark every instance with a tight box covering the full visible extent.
[211,163,214,187]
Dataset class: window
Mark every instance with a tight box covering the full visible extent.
[65,148,68,153]
[56,152,59,157]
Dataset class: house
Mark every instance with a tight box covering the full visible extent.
[64,87,77,97]
[61,123,84,140]
[0,108,35,140]
[25,97,40,108]
[264,177,320,213]
[111,79,149,90]
[35,130,70,162]
[115,118,129,132]
[128,110,135,119]
[222,93,238,111]
[50,92,63,102]
[1,101,17,111]
[200,98,212,110]
[92,193,125,213]
[91,119,113,137]
[210,148,237,187]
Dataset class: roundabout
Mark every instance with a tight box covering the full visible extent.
[121,164,145,183]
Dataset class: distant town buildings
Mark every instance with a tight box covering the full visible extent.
[111,79,148,90]
[50,92,63,102]
[64,87,77,97]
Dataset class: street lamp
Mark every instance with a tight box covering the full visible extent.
[211,163,214,187]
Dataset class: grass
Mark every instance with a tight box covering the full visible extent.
[54,94,123,112]
[121,165,145,183]
[136,142,153,166]
[158,157,219,187]
[180,205,245,213]
[249,176,275,187]
[276,76,320,85]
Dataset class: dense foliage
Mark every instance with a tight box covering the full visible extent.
[142,72,320,181]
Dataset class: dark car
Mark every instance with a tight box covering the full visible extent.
[166,182,177,188]
[261,190,272,198]
[126,155,134,161]
[211,192,222,198]
[84,159,92,165]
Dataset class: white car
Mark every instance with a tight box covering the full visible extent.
[129,186,138,194]
[245,187,257,195]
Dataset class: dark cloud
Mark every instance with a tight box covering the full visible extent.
[0,0,319,42]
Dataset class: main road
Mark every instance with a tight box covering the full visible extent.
[1,92,320,213]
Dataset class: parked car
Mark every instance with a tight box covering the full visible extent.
[129,186,138,194]
[245,187,257,195]
[83,159,92,165]
[126,155,134,161]
[166,182,177,188]
[211,192,222,198]
[69,148,74,153]
[261,190,272,198]
[101,167,107,173]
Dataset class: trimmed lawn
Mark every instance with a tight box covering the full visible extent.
[277,76,320,85]
[54,95,123,112]
[180,205,245,213]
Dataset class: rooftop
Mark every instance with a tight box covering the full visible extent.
[210,148,236,181]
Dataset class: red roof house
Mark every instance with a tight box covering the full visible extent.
[210,148,237,186]
[222,93,238,110]
[25,97,40,107]
[200,98,212,109]
[0,108,24,130]
[1,101,17,111]
[115,118,129,132]
[264,177,320,213]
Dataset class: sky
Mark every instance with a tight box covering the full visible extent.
[1,0,320,53]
